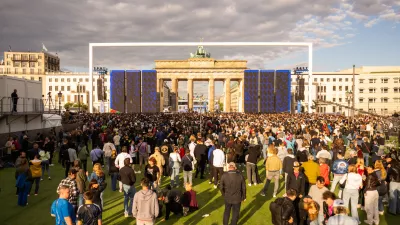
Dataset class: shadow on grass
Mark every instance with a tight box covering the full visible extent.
[102,209,127,224]
[238,194,272,225]
[183,188,225,225]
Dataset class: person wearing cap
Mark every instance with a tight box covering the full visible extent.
[220,162,246,225]
[286,161,306,199]
[330,151,348,198]
[57,168,79,213]
[326,199,357,225]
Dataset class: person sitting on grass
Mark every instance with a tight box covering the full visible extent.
[181,183,199,216]
[77,191,102,225]
[160,184,183,221]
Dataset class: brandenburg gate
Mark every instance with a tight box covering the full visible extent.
[155,46,246,112]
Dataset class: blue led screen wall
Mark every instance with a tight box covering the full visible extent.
[275,70,291,113]
[110,70,125,113]
[126,70,141,113]
[141,70,158,113]
[244,70,259,113]
[260,70,275,113]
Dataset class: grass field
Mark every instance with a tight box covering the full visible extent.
[0,156,398,225]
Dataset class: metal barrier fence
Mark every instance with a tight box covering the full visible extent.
[0,97,44,115]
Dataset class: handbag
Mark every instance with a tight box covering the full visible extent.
[377,181,388,196]
[223,153,229,172]
[339,173,347,189]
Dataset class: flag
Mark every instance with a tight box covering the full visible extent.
[8,45,11,52]
[42,43,48,52]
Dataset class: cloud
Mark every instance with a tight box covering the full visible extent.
[364,18,380,27]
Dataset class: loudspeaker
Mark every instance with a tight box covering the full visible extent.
[97,79,103,101]
[298,78,305,101]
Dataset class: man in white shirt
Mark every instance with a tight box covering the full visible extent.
[103,140,116,171]
[115,146,133,192]
[188,137,197,159]
[212,144,225,189]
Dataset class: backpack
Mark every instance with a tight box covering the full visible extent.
[270,197,285,225]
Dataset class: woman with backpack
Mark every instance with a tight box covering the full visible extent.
[181,149,194,186]
[78,142,89,172]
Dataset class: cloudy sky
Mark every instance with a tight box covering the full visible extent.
[1,0,400,98]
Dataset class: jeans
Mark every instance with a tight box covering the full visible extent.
[284,173,288,190]
[170,162,180,187]
[78,193,84,208]
[29,177,41,194]
[111,172,118,191]
[330,174,344,198]
[389,181,400,214]
[379,195,384,212]
[262,171,280,195]
[104,156,110,171]
[195,162,205,178]
[41,160,50,178]
[123,184,135,215]
[342,188,359,222]
[363,152,370,167]
[365,190,379,225]
[246,163,257,184]
[262,144,267,159]
[223,201,241,225]
[183,171,193,185]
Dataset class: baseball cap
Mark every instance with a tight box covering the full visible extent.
[164,139,168,143]
[293,161,300,167]
[333,199,345,207]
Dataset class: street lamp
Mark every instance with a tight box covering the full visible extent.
[345,90,353,117]
[57,91,62,115]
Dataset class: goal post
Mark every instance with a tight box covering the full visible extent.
[88,42,313,113]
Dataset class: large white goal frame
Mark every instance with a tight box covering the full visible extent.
[88,42,313,113]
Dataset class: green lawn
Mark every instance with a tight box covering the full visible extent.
[0,158,397,225]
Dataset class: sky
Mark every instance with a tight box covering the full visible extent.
[0,0,399,98]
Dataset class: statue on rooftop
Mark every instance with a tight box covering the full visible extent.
[190,38,211,58]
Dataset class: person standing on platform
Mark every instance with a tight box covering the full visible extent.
[11,89,18,113]
[220,162,246,225]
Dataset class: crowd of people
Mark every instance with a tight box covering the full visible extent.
[6,112,400,225]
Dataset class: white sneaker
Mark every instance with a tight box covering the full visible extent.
[248,183,252,187]
[283,193,287,197]
[40,178,43,181]
[213,185,217,189]
[124,212,129,218]
[273,194,277,198]
[379,211,384,215]
[49,164,54,166]
[209,181,212,184]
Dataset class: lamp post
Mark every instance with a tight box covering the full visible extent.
[78,82,81,113]
[57,91,62,115]
[345,90,353,117]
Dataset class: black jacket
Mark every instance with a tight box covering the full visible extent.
[220,170,246,204]
[286,172,306,196]
[322,201,334,225]
[365,171,380,191]
[282,156,296,174]
[274,197,296,225]
[387,160,400,182]
[118,166,136,186]
[246,145,260,164]
[181,155,194,171]
[194,144,208,164]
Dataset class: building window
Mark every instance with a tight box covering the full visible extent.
[55,86,58,91]
[67,78,70,82]
[14,68,18,74]
[359,89,364,93]
[368,98,376,103]
[369,88,376,93]
[327,78,330,82]
[61,78,64,82]
[359,79,364,83]
[38,55,42,59]
[333,78,336,82]
[394,88,400,93]
[394,98,400,103]
[314,78,317,82]
[49,86,52,91]
[382,88,388,93]
[55,78,58,82]
[67,95,71,102]
[333,98,336,102]
[339,78,342,82]
[369,79,376,83]
[359,98,364,103]
[394,78,399,83]
[29,62,35,67]
[381,108,388,114]
[49,78,52,82]
[320,78,324,82]
[30,77,34,80]
[85,78,89,82]
[39,77,42,81]
[73,78,77,82]
[38,69,42,74]
[381,98,388,103]
[61,86,64,91]
[381,78,388,83]
[345,78,348,82]
[67,86,70,91]
[79,78,83,82]
[339,86,342,91]
[339,98,342,102]
[30,69,34,74]
[332,106,336,112]
[333,86,336,91]
[345,86,348,91]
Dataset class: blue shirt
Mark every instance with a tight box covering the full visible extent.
[51,198,76,225]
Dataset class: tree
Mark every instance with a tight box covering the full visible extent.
[72,103,88,111]
[218,102,224,111]
[64,102,73,110]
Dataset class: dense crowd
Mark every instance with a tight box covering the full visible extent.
[6,112,400,225]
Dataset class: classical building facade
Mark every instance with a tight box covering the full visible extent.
[155,46,247,112]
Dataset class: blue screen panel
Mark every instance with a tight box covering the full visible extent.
[244,70,259,113]
[141,70,158,113]
[110,70,125,113]
[260,70,275,113]
[126,70,141,113]
[275,70,291,113]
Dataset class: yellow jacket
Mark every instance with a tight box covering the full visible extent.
[30,160,42,178]
[150,152,165,168]
[266,155,282,172]
[301,160,321,184]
